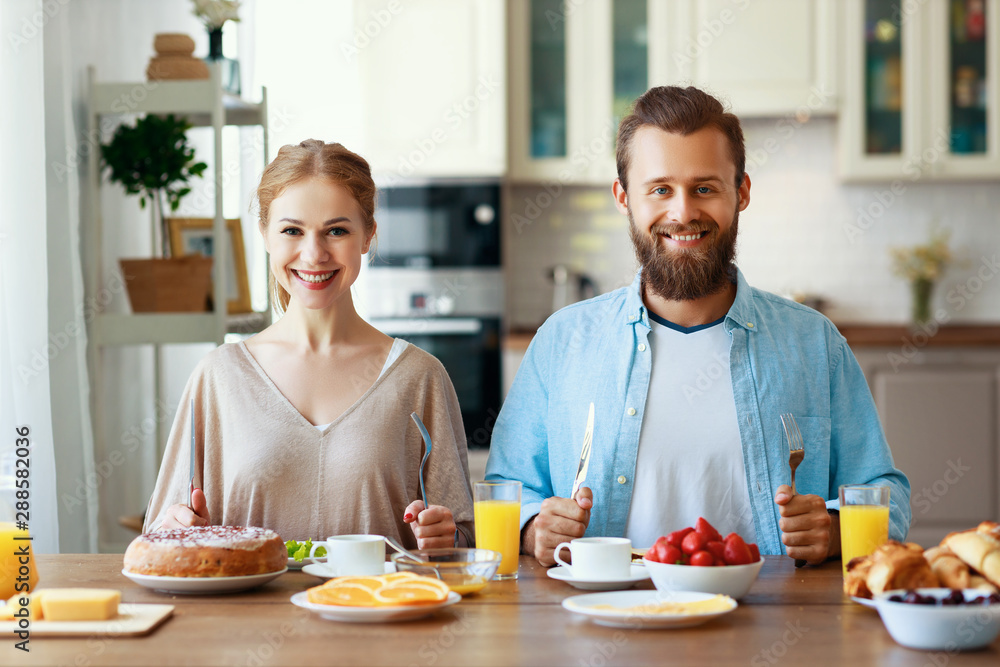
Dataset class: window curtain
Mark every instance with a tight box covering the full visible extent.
[0,0,62,553]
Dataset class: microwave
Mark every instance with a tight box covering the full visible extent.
[370,180,500,268]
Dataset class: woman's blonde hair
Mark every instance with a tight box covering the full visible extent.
[254,139,377,313]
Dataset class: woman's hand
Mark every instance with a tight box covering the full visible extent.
[158,488,211,530]
[403,500,457,549]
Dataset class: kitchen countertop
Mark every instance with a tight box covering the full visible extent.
[505,324,1000,350]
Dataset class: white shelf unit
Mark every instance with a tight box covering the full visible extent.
[85,63,270,458]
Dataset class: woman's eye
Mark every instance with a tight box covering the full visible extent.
[328,228,346,237]
[280,227,301,236]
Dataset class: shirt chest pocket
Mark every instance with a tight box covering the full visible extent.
[788,415,832,499]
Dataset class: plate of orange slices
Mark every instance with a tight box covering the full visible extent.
[291,571,460,623]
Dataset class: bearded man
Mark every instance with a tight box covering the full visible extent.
[485,86,910,567]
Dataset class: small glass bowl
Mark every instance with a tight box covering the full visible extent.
[390,548,502,596]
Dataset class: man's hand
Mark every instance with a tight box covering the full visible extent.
[158,488,211,530]
[774,485,839,565]
[521,487,593,566]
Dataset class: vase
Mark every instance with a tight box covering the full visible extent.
[204,27,240,95]
[910,277,934,327]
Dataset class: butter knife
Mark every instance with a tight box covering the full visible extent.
[570,402,594,501]
[189,398,196,507]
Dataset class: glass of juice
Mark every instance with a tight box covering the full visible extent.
[839,484,890,576]
[473,480,521,580]
[0,521,37,600]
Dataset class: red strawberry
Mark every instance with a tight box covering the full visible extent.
[723,533,753,565]
[706,540,727,564]
[689,550,714,567]
[695,517,722,542]
[666,527,694,550]
[748,543,760,563]
[663,544,683,565]
[681,530,707,555]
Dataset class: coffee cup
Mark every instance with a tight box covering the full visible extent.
[553,537,632,579]
[309,534,385,576]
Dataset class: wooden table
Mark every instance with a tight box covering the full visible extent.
[9,555,999,666]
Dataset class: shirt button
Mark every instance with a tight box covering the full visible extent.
[627,407,636,416]
[637,343,646,352]
[747,322,754,328]
[617,475,627,484]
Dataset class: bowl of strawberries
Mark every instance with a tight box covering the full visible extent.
[643,517,764,599]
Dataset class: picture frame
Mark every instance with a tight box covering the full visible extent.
[167,217,253,314]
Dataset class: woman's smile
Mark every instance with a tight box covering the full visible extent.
[291,268,338,289]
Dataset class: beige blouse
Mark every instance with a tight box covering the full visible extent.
[143,342,475,548]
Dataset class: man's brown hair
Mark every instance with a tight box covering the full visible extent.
[616,86,745,191]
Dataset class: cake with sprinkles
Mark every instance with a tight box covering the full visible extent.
[123,526,285,577]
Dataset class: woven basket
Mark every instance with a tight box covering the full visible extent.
[146,55,209,81]
[120,257,213,312]
[153,33,196,56]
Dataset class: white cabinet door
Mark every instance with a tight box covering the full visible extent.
[356,0,506,182]
[872,367,997,546]
[651,0,837,117]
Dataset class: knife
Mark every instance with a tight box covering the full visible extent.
[570,402,594,501]
[189,398,196,507]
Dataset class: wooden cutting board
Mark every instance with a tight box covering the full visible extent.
[0,604,174,637]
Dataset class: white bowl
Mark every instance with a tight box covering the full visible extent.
[873,588,1000,651]
[643,556,764,599]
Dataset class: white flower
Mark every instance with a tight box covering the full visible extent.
[192,0,241,29]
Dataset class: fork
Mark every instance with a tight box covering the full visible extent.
[410,412,433,509]
[780,413,807,568]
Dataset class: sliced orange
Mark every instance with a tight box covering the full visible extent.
[382,571,422,583]
[322,576,385,591]
[373,579,451,606]
[308,582,378,607]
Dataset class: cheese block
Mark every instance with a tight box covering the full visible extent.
[38,589,120,621]
[1,593,44,620]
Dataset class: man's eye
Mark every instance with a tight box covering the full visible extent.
[653,187,669,195]
[696,186,713,194]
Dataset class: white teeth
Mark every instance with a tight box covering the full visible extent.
[295,270,334,283]
[671,234,701,241]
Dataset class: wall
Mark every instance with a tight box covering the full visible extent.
[505,117,1000,330]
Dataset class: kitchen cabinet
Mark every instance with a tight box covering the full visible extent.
[85,64,270,457]
[355,0,506,182]
[508,0,837,184]
[840,0,1000,180]
[850,332,1000,546]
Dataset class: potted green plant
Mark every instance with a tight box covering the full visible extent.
[102,113,213,312]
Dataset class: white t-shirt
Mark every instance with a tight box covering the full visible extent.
[314,338,409,431]
[623,314,756,548]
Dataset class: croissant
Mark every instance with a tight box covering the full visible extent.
[843,556,873,597]
[943,525,1000,588]
[865,541,939,596]
[923,545,971,589]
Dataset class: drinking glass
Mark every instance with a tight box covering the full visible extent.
[473,481,521,580]
[839,484,890,576]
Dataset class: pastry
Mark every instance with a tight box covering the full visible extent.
[923,545,971,589]
[862,541,939,596]
[943,524,1000,588]
[123,526,285,577]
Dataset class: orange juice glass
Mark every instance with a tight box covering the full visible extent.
[1,521,37,600]
[839,484,890,576]
[474,481,521,580]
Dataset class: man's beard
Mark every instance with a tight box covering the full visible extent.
[628,208,739,302]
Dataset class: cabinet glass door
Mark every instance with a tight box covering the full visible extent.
[530,0,567,158]
[864,0,903,155]
[613,0,648,128]
[949,0,989,153]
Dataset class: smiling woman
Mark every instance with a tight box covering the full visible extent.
[142,140,475,551]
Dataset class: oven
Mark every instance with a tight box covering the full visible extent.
[360,180,503,449]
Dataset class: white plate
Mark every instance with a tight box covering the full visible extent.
[852,596,877,609]
[290,590,460,623]
[287,556,327,570]
[561,590,737,629]
[122,568,286,594]
[301,562,395,579]
[547,564,651,591]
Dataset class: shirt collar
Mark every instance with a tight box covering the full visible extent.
[625,265,758,334]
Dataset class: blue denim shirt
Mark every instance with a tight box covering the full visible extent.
[486,269,911,556]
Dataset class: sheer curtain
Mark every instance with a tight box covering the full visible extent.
[0,0,61,553]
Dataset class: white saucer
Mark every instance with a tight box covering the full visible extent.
[122,568,286,594]
[290,591,460,623]
[852,596,877,609]
[562,590,737,629]
[301,562,395,579]
[287,556,327,571]
[547,564,651,591]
